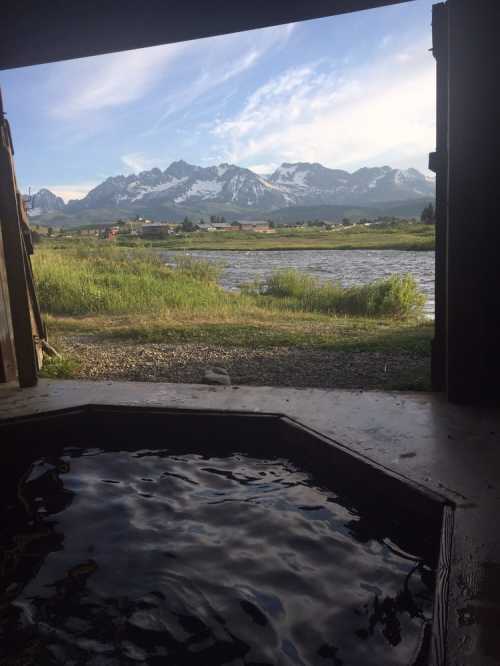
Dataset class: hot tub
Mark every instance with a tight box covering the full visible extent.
[0,406,451,665]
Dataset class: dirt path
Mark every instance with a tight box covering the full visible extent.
[56,336,430,391]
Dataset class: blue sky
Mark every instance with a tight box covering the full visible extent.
[1,0,436,202]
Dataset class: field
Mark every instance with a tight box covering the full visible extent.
[33,241,433,390]
[116,223,435,252]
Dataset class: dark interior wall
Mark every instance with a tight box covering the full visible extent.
[446,0,500,403]
[0,0,411,70]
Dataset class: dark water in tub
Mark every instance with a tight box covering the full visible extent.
[1,448,434,665]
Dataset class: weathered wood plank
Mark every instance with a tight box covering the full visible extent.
[17,191,46,366]
[0,220,17,382]
[0,116,38,387]
[430,505,453,666]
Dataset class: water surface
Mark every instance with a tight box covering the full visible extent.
[2,447,434,665]
[163,250,435,317]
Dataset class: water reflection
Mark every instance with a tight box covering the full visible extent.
[1,449,434,665]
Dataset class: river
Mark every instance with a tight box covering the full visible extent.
[162,249,435,317]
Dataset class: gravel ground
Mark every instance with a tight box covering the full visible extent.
[57,336,430,390]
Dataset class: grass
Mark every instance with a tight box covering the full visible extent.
[34,242,432,388]
[114,223,435,252]
[33,244,231,316]
[45,314,433,358]
[246,270,425,318]
[39,355,81,379]
[33,243,426,320]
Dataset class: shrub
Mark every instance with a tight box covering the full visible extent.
[39,355,80,379]
[257,269,425,317]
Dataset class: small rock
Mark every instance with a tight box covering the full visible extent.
[210,365,230,376]
[203,367,231,386]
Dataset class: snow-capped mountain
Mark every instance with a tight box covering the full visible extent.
[268,163,434,205]
[28,160,435,221]
[64,160,286,213]
[25,188,65,217]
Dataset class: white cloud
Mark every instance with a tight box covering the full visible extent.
[147,23,295,134]
[395,51,412,63]
[380,34,393,49]
[247,163,279,175]
[212,40,436,174]
[121,152,169,174]
[150,51,259,129]
[51,43,186,119]
[39,182,99,202]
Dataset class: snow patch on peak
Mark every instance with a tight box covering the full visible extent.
[216,164,230,177]
[174,179,223,203]
[394,170,405,185]
[368,173,386,189]
[42,161,435,218]
[273,164,298,181]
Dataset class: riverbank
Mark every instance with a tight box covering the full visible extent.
[46,335,430,391]
[34,243,432,390]
[42,308,432,390]
[117,223,435,252]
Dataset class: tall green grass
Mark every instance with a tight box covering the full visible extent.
[246,269,425,317]
[33,245,426,319]
[33,245,233,316]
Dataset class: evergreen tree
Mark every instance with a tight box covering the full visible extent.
[181,217,196,232]
[421,203,436,225]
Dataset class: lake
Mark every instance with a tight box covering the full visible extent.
[162,249,435,317]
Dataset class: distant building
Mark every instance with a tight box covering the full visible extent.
[199,223,239,232]
[141,222,176,239]
[102,226,119,240]
[236,221,274,233]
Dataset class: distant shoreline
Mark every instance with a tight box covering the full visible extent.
[122,223,436,252]
[45,221,435,252]
[155,246,435,253]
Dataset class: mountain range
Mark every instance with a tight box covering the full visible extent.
[26,160,435,226]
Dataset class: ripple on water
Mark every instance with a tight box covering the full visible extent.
[2,449,434,665]
[163,249,436,317]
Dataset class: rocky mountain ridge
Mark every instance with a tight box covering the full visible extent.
[25,188,65,216]
[26,160,435,222]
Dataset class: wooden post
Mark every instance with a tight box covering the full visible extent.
[0,96,38,387]
[446,0,500,403]
[430,3,448,392]
[0,221,17,382]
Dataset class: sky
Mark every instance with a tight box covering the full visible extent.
[1,0,436,202]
